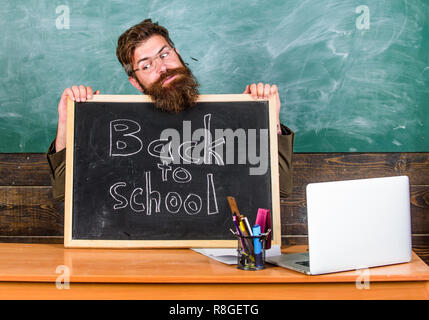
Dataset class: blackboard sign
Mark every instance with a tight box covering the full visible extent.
[64,95,280,248]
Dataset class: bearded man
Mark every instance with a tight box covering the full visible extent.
[47,19,294,200]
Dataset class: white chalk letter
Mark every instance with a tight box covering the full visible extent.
[165,192,183,213]
[145,171,161,215]
[184,194,202,215]
[172,167,192,183]
[130,188,145,213]
[110,119,143,157]
[110,182,128,210]
[207,173,219,215]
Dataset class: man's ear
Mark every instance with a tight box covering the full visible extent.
[129,76,144,92]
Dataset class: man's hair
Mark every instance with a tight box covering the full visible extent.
[116,19,175,77]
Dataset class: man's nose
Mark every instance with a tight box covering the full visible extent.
[158,64,167,74]
[154,58,167,74]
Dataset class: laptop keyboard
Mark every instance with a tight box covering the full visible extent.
[296,260,310,267]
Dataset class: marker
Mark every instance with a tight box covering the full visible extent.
[255,208,272,249]
[252,225,263,268]
[238,219,255,262]
[239,220,248,236]
[233,215,248,253]
[243,217,253,236]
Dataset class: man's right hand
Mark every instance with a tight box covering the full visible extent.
[55,85,99,152]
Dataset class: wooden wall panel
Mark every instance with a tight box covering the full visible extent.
[280,185,429,236]
[0,187,63,237]
[290,153,429,185]
[0,154,51,186]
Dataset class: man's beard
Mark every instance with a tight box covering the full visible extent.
[139,66,200,113]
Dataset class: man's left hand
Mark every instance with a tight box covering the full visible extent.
[243,83,282,134]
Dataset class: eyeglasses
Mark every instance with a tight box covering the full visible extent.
[133,46,176,74]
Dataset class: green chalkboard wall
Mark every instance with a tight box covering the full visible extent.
[0,0,428,152]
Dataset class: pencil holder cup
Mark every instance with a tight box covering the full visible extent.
[235,233,268,271]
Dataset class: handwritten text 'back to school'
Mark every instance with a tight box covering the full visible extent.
[107,114,268,216]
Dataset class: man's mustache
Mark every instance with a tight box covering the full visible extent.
[156,67,190,86]
[141,64,200,113]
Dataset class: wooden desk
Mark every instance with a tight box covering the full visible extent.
[0,243,428,300]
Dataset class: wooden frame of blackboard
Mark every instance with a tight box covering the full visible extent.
[64,94,280,248]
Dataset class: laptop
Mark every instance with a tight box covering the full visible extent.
[266,176,412,275]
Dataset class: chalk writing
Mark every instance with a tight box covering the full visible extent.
[109,114,269,175]
[109,172,218,216]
